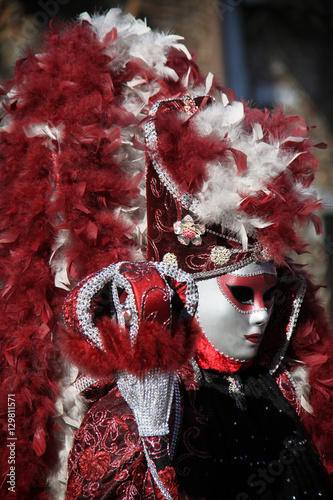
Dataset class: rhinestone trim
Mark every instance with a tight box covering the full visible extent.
[116,369,175,437]
[270,274,307,374]
[75,261,198,351]
[230,270,277,278]
[206,228,242,243]
[145,97,201,213]
[278,367,301,415]
[183,94,198,115]
[76,264,120,349]
[73,375,98,393]
[192,255,256,280]
[154,262,199,317]
[169,376,182,460]
[142,440,174,500]
[190,357,203,383]
[206,229,258,255]
[75,262,140,349]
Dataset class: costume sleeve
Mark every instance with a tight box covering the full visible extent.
[65,385,179,500]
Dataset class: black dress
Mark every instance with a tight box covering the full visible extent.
[66,364,332,499]
[175,364,332,500]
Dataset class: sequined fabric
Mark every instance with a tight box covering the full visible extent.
[175,364,332,499]
[116,370,175,437]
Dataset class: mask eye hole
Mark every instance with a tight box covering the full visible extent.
[227,285,254,305]
[263,286,276,306]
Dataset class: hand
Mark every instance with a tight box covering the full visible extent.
[116,369,174,436]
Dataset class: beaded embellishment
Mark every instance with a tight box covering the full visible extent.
[64,261,199,352]
[163,252,178,267]
[210,245,232,266]
[174,215,205,246]
[225,374,247,411]
[269,274,307,374]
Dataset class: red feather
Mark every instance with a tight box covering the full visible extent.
[0,14,210,498]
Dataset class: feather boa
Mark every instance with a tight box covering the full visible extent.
[285,267,333,482]
[62,315,201,377]
[0,10,208,499]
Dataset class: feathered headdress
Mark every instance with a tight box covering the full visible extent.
[145,93,323,275]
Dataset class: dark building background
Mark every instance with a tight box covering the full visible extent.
[1,0,333,317]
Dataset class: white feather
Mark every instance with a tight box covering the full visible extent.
[79,9,191,82]
[188,100,302,242]
[47,365,88,499]
[23,123,64,150]
[49,230,71,290]
[289,364,313,414]
[205,72,214,94]
[221,91,229,106]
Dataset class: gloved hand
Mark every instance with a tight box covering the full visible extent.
[116,368,174,436]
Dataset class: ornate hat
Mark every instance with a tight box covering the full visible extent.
[144,93,323,277]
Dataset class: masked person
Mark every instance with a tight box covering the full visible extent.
[0,10,332,500]
[63,94,333,499]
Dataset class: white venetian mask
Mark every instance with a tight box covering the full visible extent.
[196,262,277,362]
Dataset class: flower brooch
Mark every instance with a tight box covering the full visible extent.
[173,215,205,246]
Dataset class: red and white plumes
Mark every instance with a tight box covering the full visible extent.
[0,9,208,499]
[147,93,323,265]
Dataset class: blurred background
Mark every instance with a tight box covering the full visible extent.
[1,0,333,317]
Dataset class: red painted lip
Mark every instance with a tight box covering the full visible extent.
[244,334,262,344]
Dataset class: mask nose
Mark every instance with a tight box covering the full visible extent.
[249,308,269,327]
